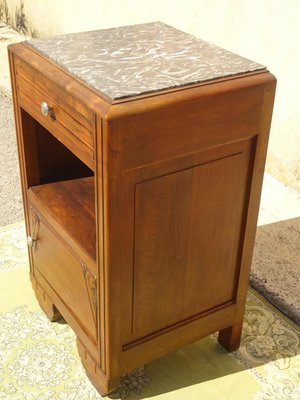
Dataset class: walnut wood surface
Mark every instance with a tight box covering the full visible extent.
[31,273,62,322]
[28,208,97,341]
[19,109,93,186]
[132,140,252,337]
[8,40,276,395]
[29,177,96,260]
[17,70,95,170]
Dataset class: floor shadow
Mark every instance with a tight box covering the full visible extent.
[109,288,300,399]
[133,337,245,398]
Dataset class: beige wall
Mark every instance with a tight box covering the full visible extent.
[3,0,300,192]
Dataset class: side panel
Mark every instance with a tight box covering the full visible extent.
[104,73,276,375]
[132,141,253,337]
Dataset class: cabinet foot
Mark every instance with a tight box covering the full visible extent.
[218,323,242,352]
[77,339,120,396]
[30,273,62,322]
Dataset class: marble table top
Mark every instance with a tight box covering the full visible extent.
[26,22,265,102]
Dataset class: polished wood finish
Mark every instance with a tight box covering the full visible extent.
[28,206,97,341]
[132,139,252,337]
[8,41,276,395]
[29,177,96,260]
[30,273,62,322]
[16,67,95,170]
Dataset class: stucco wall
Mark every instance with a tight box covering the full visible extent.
[1,0,299,192]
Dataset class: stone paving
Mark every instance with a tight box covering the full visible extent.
[0,22,27,95]
[0,23,25,226]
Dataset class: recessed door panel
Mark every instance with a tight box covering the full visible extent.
[132,145,252,337]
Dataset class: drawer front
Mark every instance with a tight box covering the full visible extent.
[16,59,95,170]
[29,208,97,340]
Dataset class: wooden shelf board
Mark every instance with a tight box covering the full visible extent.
[29,176,96,260]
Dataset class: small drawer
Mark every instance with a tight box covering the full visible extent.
[15,60,95,170]
[28,207,97,340]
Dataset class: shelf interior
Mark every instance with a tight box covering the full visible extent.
[29,176,96,260]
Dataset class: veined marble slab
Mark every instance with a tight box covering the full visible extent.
[26,22,265,101]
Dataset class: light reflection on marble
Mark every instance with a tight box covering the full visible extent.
[26,22,265,101]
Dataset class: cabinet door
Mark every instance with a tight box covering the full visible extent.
[29,209,97,340]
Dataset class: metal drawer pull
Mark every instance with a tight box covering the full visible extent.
[40,101,52,116]
[27,235,37,247]
[27,211,40,250]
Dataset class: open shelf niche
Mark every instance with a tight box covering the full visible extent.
[21,108,96,260]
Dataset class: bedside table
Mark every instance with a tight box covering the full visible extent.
[8,22,276,395]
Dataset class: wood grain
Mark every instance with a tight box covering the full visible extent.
[133,142,253,337]
[8,39,276,395]
[29,177,96,260]
[29,207,97,341]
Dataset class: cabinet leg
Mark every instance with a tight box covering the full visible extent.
[218,323,243,352]
[30,273,62,322]
[77,339,120,396]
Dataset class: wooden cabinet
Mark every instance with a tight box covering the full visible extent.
[8,22,276,395]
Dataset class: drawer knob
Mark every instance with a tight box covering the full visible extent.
[40,101,52,117]
[27,235,37,247]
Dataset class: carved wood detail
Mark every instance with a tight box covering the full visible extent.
[80,262,97,326]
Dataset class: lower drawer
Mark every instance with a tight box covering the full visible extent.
[29,207,97,340]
